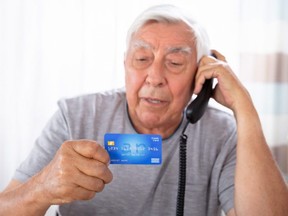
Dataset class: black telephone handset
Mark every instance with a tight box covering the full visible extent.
[176,78,213,216]
[185,78,213,124]
[176,54,215,216]
[186,53,216,124]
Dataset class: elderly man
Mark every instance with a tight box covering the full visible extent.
[0,4,287,216]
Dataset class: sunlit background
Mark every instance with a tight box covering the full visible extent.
[0,0,287,214]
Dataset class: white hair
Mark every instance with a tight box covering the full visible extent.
[126,4,210,63]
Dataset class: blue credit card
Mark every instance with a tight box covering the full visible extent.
[104,133,162,165]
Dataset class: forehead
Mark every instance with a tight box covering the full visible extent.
[129,21,196,52]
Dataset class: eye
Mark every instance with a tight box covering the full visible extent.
[136,57,149,62]
[166,60,185,73]
[170,61,183,66]
[166,53,187,73]
[132,55,152,69]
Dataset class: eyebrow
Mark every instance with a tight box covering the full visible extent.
[131,40,192,55]
[167,46,192,55]
[131,40,153,49]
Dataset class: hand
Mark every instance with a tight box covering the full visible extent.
[33,140,113,205]
[194,50,252,114]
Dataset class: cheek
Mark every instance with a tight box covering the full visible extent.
[125,56,149,89]
[125,70,141,92]
[125,68,145,104]
[171,78,194,106]
[175,84,191,99]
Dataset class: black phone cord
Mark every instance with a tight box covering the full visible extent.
[176,121,189,216]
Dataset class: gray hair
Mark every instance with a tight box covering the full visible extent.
[126,4,210,63]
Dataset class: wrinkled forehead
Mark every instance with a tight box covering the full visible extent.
[128,21,196,53]
[130,39,193,56]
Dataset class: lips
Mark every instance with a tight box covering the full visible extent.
[141,97,167,105]
[138,88,170,106]
[146,98,162,104]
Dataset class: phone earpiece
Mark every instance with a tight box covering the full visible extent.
[185,78,213,124]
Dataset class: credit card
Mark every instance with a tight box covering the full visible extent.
[104,133,162,165]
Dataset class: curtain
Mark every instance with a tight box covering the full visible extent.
[0,0,287,201]
[238,0,288,180]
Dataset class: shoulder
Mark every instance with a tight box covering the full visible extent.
[197,105,237,140]
[54,88,128,138]
[204,105,235,126]
[57,88,126,113]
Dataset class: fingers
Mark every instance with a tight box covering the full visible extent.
[73,170,106,192]
[47,159,109,203]
[194,50,229,95]
[74,155,113,184]
[69,140,110,165]
[194,50,250,110]
[198,49,226,68]
[211,49,226,62]
[62,140,113,184]
[39,140,113,205]
[194,59,226,94]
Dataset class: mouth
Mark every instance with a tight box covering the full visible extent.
[141,97,168,105]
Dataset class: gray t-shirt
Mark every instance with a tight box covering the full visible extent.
[14,88,237,216]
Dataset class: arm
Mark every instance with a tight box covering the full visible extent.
[0,140,113,216]
[195,50,288,215]
[232,87,288,215]
[0,179,50,215]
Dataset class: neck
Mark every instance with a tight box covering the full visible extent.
[127,110,184,139]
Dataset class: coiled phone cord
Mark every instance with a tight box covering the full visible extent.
[176,121,189,216]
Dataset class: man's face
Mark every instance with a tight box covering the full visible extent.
[124,21,198,137]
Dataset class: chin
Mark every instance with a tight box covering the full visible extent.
[139,113,164,128]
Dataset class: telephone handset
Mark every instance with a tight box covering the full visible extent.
[186,78,213,124]
[186,52,216,124]
[176,54,215,216]
[176,78,213,216]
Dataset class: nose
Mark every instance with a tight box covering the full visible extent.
[145,61,166,87]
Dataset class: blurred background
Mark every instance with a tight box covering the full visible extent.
[0,0,287,206]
